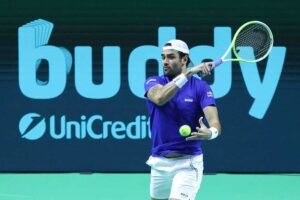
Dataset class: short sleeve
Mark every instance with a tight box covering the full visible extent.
[198,82,216,109]
[144,76,161,98]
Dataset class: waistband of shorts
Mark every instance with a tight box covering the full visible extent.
[163,153,188,158]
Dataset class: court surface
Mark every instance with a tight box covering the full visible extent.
[0,173,299,200]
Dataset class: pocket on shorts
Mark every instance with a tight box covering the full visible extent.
[146,156,173,172]
[146,156,157,167]
[190,155,204,170]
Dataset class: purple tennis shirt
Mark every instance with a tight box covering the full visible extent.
[144,75,216,157]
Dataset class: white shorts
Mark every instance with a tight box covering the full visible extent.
[146,154,204,200]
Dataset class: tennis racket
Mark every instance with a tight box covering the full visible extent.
[198,20,274,76]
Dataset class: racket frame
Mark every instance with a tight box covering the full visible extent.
[218,20,274,65]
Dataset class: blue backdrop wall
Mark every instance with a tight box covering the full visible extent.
[0,0,299,172]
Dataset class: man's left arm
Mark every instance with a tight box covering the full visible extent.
[186,106,221,141]
[204,106,221,136]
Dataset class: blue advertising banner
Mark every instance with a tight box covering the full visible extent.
[0,0,299,172]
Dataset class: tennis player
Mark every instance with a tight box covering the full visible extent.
[144,39,222,200]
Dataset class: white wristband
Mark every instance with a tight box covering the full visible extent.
[173,74,188,88]
[209,127,219,140]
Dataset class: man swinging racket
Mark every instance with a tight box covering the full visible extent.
[144,39,222,200]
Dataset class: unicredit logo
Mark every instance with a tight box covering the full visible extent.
[19,113,46,140]
[19,113,151,140]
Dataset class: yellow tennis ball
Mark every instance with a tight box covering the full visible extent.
[179,125,191,137]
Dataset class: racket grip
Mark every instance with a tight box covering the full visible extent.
[207,58,222,69]
[213,58,223,67]
[198,58,223,78]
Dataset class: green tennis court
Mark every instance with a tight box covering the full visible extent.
[0,173,299,200]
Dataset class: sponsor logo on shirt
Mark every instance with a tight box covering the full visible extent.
[207,91,214,97]
[184,98,194,102]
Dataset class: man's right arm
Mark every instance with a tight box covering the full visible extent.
[146,62,215,106]
[146,82,179,106]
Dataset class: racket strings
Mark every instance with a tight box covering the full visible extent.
[234,23,272,61]
[237,30,269,56]
[236,27,270,58]
[237,25,269,49]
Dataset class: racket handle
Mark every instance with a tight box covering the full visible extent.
[197,58,223,78]
[213,58,223,67]
[208,58,223,68]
